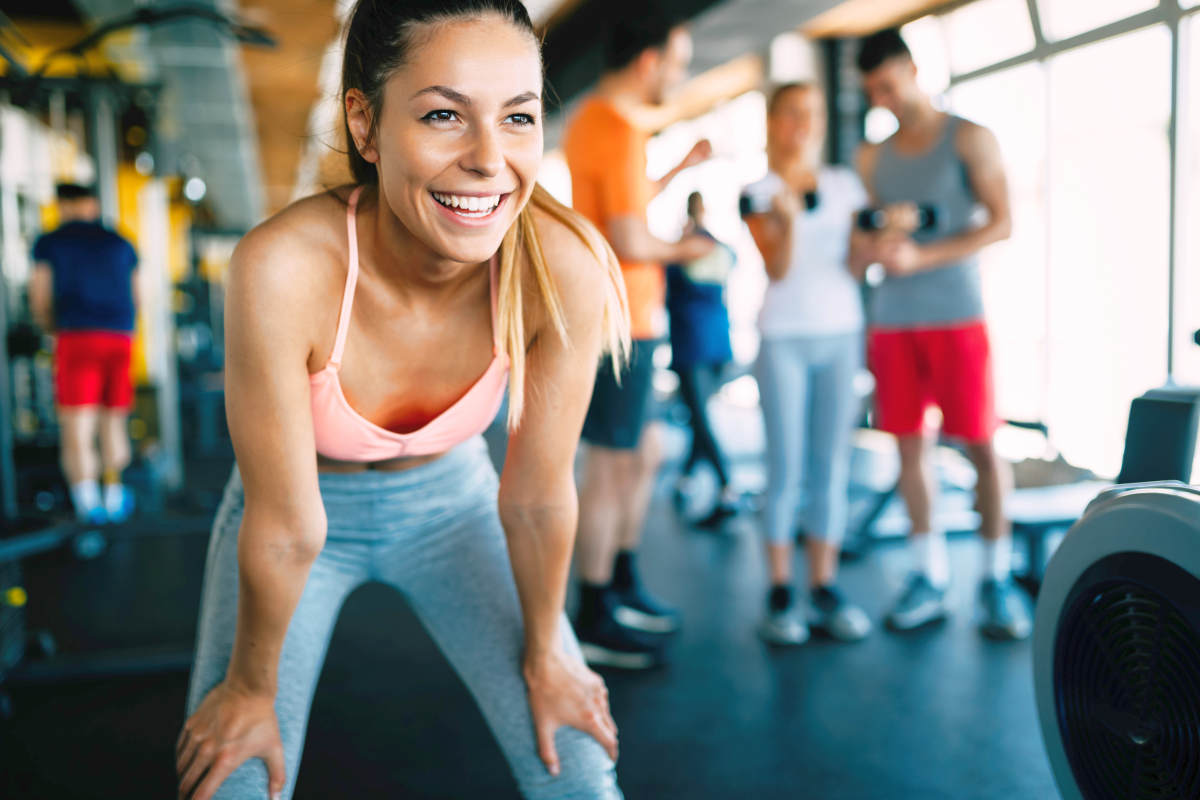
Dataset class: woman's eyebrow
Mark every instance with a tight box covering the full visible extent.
[504,91,541,107]
[411,86,541,108]
[412,85,471,104]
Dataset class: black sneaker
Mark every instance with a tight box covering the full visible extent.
[611,580,682,635]
[575,610,664,670]
[672,473,699,513]
[694,502,738,530]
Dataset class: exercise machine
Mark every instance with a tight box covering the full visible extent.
[1034,482,1200,800]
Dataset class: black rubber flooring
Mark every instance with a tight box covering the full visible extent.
[1,459,1060,799]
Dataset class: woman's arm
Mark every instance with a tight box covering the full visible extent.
[743,177,801,282]
[177,219,330,800]
[223,231,328,696]
[745,210,794,282]
[848,226,877,281]
[498,213,619,776]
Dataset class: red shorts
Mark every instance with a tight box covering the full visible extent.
[55,331,134,409]
[868,321,996,443]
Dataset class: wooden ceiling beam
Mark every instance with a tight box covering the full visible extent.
[803,0,957,38]
[238,0,340,217]
[625,52,765,134]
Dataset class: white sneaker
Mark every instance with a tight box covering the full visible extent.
[103,484,135,524]
[810,586,872,642]
[758,606,809,646]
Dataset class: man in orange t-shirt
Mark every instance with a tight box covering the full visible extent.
[563,13,714,670]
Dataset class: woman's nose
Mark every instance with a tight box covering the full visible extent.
[462,126,504,178]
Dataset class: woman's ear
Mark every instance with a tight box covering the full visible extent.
[345,89,379,164]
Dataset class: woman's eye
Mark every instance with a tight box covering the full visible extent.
[423,110,458,123]
[506,113,536,126]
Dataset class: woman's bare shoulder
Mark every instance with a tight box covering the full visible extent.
[528,201,611,300]
[227,188,353,301]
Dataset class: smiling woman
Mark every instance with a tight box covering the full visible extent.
[173,2,630,799]
[340,0,627,426]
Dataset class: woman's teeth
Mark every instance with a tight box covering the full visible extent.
[432,192,502,216]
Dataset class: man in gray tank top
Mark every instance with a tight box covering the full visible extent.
[849,28,1031,640]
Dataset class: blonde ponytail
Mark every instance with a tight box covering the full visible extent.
[497,184,630,430]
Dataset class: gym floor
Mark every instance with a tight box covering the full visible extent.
[0,457,1059,800]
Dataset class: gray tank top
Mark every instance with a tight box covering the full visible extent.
[870,115,984,328]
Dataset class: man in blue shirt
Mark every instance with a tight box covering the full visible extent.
[29,183,138,523]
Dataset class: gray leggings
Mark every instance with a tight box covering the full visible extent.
[755,333,862,545]
[186,437,621,799]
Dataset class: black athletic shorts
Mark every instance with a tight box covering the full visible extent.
[581,339,658,450]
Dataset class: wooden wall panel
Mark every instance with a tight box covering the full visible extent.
[238,0,340,216]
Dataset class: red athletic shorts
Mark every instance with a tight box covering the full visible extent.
[55,331,134,409]
[867,321,996,443]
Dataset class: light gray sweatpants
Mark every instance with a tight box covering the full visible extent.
[755,333,862,545]
[186,436,621,799]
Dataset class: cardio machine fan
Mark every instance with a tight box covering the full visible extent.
[1033,482,1200,800]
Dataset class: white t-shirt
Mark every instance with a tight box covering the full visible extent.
[742,166,868,338]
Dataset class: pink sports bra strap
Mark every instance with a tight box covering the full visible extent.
[489,254,501,355]
[329,186,364,369]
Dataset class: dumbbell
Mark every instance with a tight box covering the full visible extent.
[738,190,820,216]
[855,204,939,233]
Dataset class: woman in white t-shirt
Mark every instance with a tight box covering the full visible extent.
[740,82,872,645]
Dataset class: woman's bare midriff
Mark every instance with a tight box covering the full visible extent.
[316,451,446,473]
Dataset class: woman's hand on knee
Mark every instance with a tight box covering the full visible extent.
[523,648,618,777]
[176,681,286,800]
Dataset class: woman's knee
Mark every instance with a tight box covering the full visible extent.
[765,460,801,504]
[515,728,622,800]
[206,760,275,800]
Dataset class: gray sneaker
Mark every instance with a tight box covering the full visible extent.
[810,586,872,642]
[885,573,949,631]
[979,578,1033,640]
[758,606,810,646]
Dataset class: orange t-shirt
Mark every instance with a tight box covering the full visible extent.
[562,97,664,340]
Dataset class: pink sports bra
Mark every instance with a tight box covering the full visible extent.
[309,186,510,461]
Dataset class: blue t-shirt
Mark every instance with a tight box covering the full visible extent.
[32,221,137,332]
[666,231,734,370]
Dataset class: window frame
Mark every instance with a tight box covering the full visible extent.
[928,0,1198,377]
